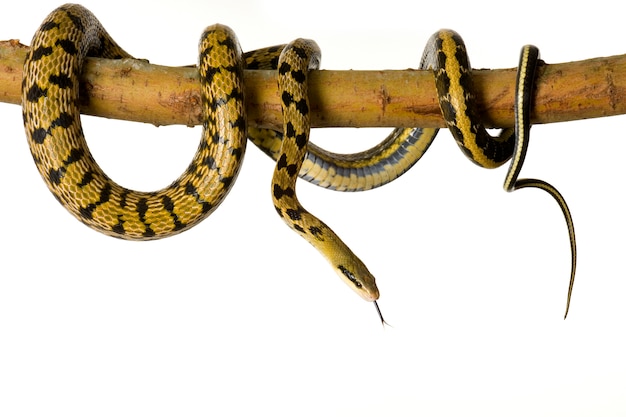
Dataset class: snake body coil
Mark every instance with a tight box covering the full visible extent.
[423,31,576,317]
[23,4,246,240]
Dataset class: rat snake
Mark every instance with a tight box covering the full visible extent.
[22,4,575,317]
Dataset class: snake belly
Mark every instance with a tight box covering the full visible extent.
[244,47,440,192]
[22,4,246,240]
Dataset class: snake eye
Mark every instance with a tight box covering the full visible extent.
[338,265,362,288]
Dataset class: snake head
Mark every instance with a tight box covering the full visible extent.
[335,263,379,302]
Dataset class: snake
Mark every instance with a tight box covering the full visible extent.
[22,4,575,318]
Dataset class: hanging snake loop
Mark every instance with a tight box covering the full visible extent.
[22,4,247,240]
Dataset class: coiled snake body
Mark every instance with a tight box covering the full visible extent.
[22,4,576,317]
[23,5,246,240]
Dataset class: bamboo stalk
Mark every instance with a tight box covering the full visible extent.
[2,39,626,130]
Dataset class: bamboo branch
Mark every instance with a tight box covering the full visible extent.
[2,39,626,130]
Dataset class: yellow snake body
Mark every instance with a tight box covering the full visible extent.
[23,4,247,240]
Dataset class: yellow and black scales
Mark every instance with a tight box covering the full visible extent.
[23,6,247,239]
[21,4,576,317]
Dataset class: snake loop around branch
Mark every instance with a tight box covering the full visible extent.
[23,4,247,240]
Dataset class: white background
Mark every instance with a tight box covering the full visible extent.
[1,0,625,415]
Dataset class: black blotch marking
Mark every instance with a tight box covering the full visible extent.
[203,66,220,85]
[439,99,457,125]
[136,198,149,222]
[79,204,95,220]
[203,155,217,169]
[78,183,111,221]
[291,46,308,59]
[111,217,126,235]
[50,112,74,129]
[276,154,299,176]
[277,153,288,170]
[295,133,307,150]
[218,36,237,50]
[184,182,213,214]
[119,190,129,208]
[64,10,85,32]
[211,131,223,144]
[26,83,48,103]
[198,44,213,65]
[281,91,294,107]
[201,201,213,214]
[309,226,323,237]
[338,265,362,288]
[221,176,234,188]
[231,146,243,160]
[162,195,174,212]
[78,171,94,187]
[185,182,198,197]
[210,97,229,111]
[63,148,85,165]
[436,71,452,104]
[48,167,66,185]
[98,183,112,205]
[293,224,305,233]
[291,69,306,83]
[285,122,296,138]
[30,46,53,62]
[40,21,60,32]
[223,64,240,76]
[286,208,301,221]
[278,61,291,75]
[31,128,48,144]
[137,198,156,238]
[246,60,260,70]
[286,164,299,176]
[230,115,245,130]
[162,195,185,232]
[49,73,73,89]
[273,184,294,200]
[475,130,515,164]
[55,38,78,55]
[295,98,309,116]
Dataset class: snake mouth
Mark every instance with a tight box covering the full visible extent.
[360,288,380,302]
